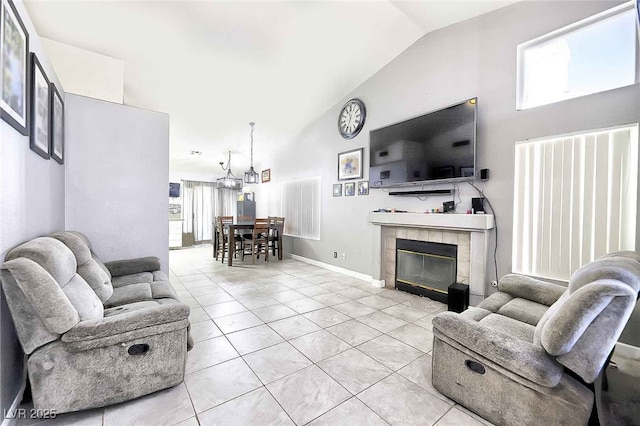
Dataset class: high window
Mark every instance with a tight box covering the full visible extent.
[517,2,638,110]
[512,124,638,281]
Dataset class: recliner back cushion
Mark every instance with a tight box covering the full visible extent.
[50,232,113,302]
[6,237,76,285]
[0,259,77,354]
[533,254,639,383]
[5,237,103,321]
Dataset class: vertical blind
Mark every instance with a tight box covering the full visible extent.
[513,124,638,281]
[281,177,321,240]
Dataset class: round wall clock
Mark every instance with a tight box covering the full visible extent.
[338,99,366,139]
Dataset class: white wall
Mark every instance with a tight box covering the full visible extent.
[65,94,170,273]
[0,0,65,418]
[41,38,124,104]
[263,0,639,287]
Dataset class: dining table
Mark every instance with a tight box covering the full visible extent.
[221,221,284,266]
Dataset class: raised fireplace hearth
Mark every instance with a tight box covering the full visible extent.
[395,239,457,303]
[368,212,494,305]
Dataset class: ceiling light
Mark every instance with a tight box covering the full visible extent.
[244,122,259,184]
[217,151,243,190]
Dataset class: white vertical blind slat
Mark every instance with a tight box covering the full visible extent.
[282,177,321,240]
[513,124,638,281]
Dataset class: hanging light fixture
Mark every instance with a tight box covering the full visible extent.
[244,122,259,184]
[217,150,243,190]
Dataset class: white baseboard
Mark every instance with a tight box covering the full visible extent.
[287,254,378,286]
[371,279,385,288]
[1,380,25,426]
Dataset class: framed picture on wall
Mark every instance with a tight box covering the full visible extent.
[333,183,342,197]
[29,53,50,159]
[50,83,64,164]
[1,0,30,135]
[358,180,369,195]
[262,168,271,183]
[345,182,355,196]
[338,147,363,180]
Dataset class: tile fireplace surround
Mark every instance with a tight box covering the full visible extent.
[368,213,495,305]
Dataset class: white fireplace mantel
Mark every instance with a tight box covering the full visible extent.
[368,212,494,231]
[368,212,495,301]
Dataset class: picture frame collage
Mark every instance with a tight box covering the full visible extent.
[1,0,64,164]
[334,147,369,197]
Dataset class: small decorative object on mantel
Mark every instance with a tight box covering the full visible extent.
[333,183,342,197]
[338,148,363,181]
[261,168,271,183]
[50,83,64,164]
[338,98,366,139]
[345,182,355,196]
[358,180,369,195]
[29,53,50,159]
[1,0,30,135]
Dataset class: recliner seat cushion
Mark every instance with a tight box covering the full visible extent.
[476,292,513,312]
[497,297,548,326]
[112,272,155,288]
[105,283,153,308]
[479,313,536,342]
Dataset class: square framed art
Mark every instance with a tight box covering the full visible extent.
[1,0,29,135]
[262,169,271,183]
[338,148,363,180]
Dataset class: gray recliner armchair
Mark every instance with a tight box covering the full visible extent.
[432,251,640,426]
[0,235,192,414]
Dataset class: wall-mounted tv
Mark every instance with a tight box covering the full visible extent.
[169,182,181,198]
[369,98,477,188]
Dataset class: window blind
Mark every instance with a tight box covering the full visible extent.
[513,124,638,281]
[281,177,321,240]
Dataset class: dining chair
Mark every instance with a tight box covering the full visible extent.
[268,217,285,259]
[242,220,269,264]
[216,216,243,263]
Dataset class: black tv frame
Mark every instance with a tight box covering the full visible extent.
[368,98,478,188]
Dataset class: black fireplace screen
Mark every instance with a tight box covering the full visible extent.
[395,239,457,299]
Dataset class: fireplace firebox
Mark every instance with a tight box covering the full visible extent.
[395,239,457,303]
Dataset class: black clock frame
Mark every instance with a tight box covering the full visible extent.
[338,98,366,139]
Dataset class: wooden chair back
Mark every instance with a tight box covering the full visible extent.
[252,221,269,241]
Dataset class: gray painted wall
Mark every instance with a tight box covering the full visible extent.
[265,0,638,287]
[65,95,170,274]
[0,0,65,417]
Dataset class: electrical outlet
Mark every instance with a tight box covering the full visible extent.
[342,253,346,260]
[333,252,337,258]
[491,280,498,287]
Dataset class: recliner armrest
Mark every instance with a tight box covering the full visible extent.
[62,303,190,342]
[432,312,563,387]
[104,256,162,277]
[498,273,567,306]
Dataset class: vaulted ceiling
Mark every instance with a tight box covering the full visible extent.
[24,0,518,176]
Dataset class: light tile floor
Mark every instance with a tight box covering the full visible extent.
[17,245,493,426]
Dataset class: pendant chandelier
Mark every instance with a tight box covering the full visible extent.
[217,150,243,190]
[244,122,259,184]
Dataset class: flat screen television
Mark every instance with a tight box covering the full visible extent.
[369,98,477,188]
[169,182,181,198]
